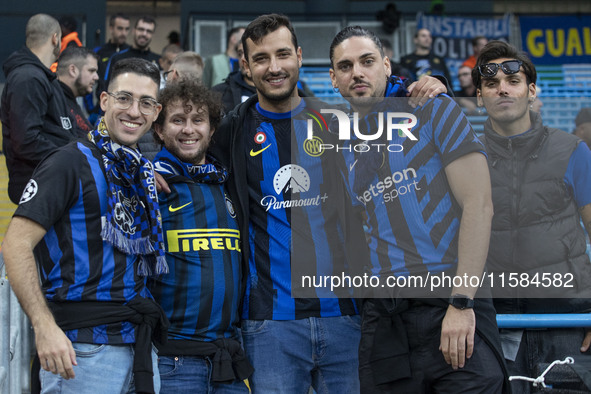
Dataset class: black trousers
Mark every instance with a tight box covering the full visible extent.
[359,299,504,394]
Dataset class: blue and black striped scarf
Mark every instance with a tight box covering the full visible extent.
[89,119,168,276]
[153,147,228,184]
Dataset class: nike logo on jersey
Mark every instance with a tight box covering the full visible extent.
[349,159,358,172]
[169,202,192,213]
[250,144,271,157]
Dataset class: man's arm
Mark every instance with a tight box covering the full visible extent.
[406,75,447,107]
[2,216,77,379]
[578,203,591,352]
[440,151,494,370]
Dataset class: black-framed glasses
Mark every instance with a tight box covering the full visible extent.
[478,60,523,78]
[107,92,159,115]
[163,70,173,81]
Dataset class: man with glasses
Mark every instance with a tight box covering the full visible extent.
[2,58,168,393]
[475,40,591,393]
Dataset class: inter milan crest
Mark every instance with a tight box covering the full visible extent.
[225,194,236,218]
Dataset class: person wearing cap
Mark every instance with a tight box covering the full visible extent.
[474,40,591,393]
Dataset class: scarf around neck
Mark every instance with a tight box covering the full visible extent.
[88,118,168,276]
[153,147,228,184]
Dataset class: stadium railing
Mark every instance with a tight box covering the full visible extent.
[0,253,31,393]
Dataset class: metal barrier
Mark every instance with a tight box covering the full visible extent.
[0,253,31,393]
[497,313,591,328]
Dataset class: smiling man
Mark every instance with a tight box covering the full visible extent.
[148,79,252,393]
[475,40,591,393]
[2,58,168,394]
[210,14,365,393]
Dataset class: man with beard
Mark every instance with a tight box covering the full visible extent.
[329,26,507,393]
[104,16,161,88]
[56,47,99,136]
[1,13,75,204]
[148,79,253,393]
[211,14,447,393]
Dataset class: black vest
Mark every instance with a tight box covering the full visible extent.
[484,112,591,313]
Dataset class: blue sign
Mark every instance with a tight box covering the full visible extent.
[520,16,591,64]
[417,14,510,87]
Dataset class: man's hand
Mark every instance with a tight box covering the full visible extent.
[155,171,171,194]
[35,319,77,379]
[439,305,475,370]
[580,328,591,352]
[406,76,447,107]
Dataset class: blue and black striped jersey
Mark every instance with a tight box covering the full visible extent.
[15,140,152,344]
[149,151,242,342]
[340,91,485,278]
[242,99,358,320]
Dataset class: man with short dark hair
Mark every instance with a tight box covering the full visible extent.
[2,58,168,393]
[56,46,99,135]
[94,13,131,89]
[1,13,74,204]
[104,16,161,87]
[401,28,452,83]
[475,40,591,394]
[148,79,252,393]
[211,14,363,393]
[329,26,507,393]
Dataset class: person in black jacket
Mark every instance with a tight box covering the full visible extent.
[211,41,256,114]
[56,47,99,137]
[475,40,591,394]
[1,13,75,204]
[103,16,161,91]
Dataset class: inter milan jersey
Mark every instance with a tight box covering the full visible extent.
[149,151,242,342]
[15,140,151,344]
[242,99,358,320]
[341,94,485,278]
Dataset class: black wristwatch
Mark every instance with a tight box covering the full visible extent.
[448,294,474,310]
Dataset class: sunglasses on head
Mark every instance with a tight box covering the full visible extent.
[478,60,523,78]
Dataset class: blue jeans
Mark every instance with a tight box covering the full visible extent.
[158,355,249,394]
[40,343,160,393]
[241,316,361,393]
